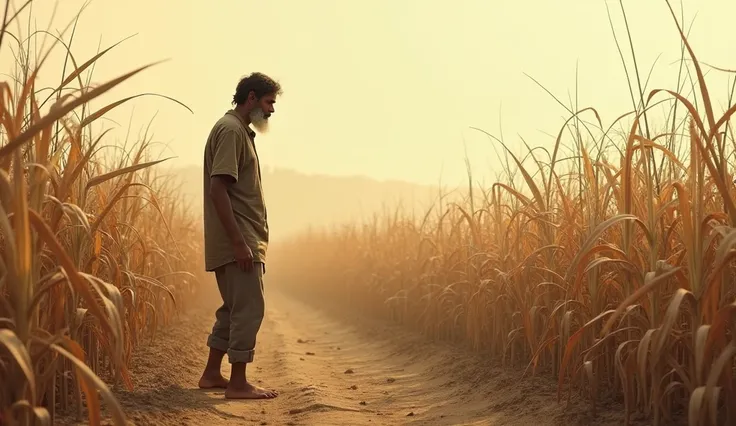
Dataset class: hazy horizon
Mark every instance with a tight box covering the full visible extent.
[3,0,735,189]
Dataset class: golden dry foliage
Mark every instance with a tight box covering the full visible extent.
[270,6,736,426]
[0,2,206,425]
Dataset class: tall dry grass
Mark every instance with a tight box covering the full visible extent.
[0,2,205,425]
[271,4,736,426]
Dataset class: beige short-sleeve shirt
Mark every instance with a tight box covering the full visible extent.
[202,110,268,271]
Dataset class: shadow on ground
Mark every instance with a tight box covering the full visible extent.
[113,384,251,423]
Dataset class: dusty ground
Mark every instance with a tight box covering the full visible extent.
[58,288,648,426]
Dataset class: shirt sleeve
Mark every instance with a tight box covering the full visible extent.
[210,129,241,182]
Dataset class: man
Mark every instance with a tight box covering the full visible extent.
[197,72,281,399]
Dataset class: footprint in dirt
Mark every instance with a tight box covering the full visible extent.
[288,403,360,415]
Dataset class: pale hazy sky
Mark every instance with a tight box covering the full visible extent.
[3,0,734,187]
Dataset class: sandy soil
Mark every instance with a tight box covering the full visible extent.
[58,289,648,426]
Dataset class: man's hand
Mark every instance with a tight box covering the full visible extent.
[233,240,254,272]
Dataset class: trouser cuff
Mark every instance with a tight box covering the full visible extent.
[206,334,229,352]
[227,348,255,364]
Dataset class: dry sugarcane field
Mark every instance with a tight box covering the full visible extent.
[2,0,736,425]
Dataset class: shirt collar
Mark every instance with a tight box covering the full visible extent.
[226,110,256,141]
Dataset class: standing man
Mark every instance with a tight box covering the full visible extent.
[197,72,281,399]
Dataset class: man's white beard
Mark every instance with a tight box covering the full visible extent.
[249,107,269,133]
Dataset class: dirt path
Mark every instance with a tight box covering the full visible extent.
[61,288,638,426]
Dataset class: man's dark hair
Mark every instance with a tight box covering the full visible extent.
[232,72,282,106]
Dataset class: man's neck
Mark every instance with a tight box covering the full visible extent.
[233,106,251,125]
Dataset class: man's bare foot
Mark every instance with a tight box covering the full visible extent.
[198,373,229,389]
[224,382,278,399]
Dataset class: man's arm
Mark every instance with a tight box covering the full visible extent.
[208,129,248,248]
[209,174,246,247]
[208,129,253,270]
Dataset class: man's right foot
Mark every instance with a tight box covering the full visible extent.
[198,373,229,389]
[224,382,278,399]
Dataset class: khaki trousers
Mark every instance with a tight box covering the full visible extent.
[206,261,265,364]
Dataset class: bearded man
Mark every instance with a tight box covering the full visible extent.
[197,72,281,399]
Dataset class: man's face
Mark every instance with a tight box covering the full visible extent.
[249,92,277,133]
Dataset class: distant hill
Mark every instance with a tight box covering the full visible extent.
[165,165,448,242]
